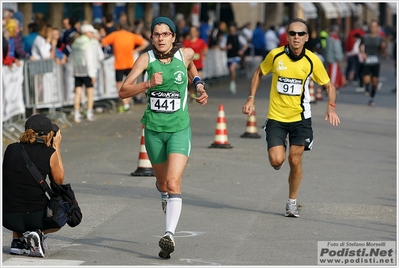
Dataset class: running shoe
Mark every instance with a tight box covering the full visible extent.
[27,230,45,257]
[74,113,82,123]
[118,106,131,114]
[285,201,299,218]
[158,232,175,259]
[87,111,94,121]
[10,238,30,255]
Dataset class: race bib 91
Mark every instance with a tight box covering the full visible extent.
[150,91,181,113]
[277,76,303,96]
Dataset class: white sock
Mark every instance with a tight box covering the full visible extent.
[165,194,182,235]
[288,198,296,205]
[124,104,130,109]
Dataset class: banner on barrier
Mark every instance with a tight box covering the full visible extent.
[2,62,26,122]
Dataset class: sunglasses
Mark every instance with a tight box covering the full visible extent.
[288,31,307,37]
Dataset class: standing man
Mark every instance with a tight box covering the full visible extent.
[101,22,149,113]
[360,20,386,106]
[242,18,340,217]
[219,23,248,94]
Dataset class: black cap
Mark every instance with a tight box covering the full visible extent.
[25,114,59,135]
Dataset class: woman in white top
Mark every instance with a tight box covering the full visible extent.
[31,22,55,60]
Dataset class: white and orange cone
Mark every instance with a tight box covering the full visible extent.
[209,104,233,148]
[241,107,261,138]
[131,125,155,176]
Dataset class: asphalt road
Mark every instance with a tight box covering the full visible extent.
[2,58,397,267]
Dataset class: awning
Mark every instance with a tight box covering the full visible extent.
[334,3,351,18]
[299,2,318,20]
[387,2,397,14]
[347,3,360,17]
[365,2,380,17]
[317,2,340,19]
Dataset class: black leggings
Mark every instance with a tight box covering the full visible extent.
[3,210,50,233]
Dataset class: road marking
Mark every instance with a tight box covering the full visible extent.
[2,258,84,266]
[180,258,221,265]
[154,231,205,238]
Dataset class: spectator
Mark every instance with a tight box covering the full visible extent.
[278,21,289,47]
[251,22,266,58]
[325,24,345,91]
[102,13,116,55]
[118,12,131,31]
[175,17,189,43]
[60,16,80,58]
[3,114,65,258]
[103,13,116,35]
[3,33,8,61]
[208,21,227,49]
[3,18,21,66]
[71,24,103,122]
[101,22,149,113]
[97,24,112,58]
[51,28,67,65]
[199,17,211,43]
[23,21,39,57]
[183,25,208,102]
[219,23,248,94]
[31,22,55,60]
[12,17,30,60]
[345,22,365,84]
[265,25,279,56]
[305,26,322,54]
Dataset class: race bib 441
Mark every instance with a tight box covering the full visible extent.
[150,91,181,113]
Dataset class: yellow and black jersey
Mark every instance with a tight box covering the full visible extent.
[260,46,330,122]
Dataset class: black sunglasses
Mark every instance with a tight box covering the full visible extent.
[288,31,307,37]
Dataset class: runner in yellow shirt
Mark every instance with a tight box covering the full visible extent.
[242,18,340,217]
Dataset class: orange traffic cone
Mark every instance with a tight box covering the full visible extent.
[316,84,323,101]
[209,104,233,148]
[309,79,316,104]
[131,125,155,176]
[241,107,261,138]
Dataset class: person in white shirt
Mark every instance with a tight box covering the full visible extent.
[70,24,100,122]
[31,22,55,60]
[264,25,279,56]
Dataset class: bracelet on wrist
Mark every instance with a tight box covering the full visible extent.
[195,80,204,90]
[247,95,254,99]
[328,101,336,108]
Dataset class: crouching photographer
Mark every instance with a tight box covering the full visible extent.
[3,114,65,258]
